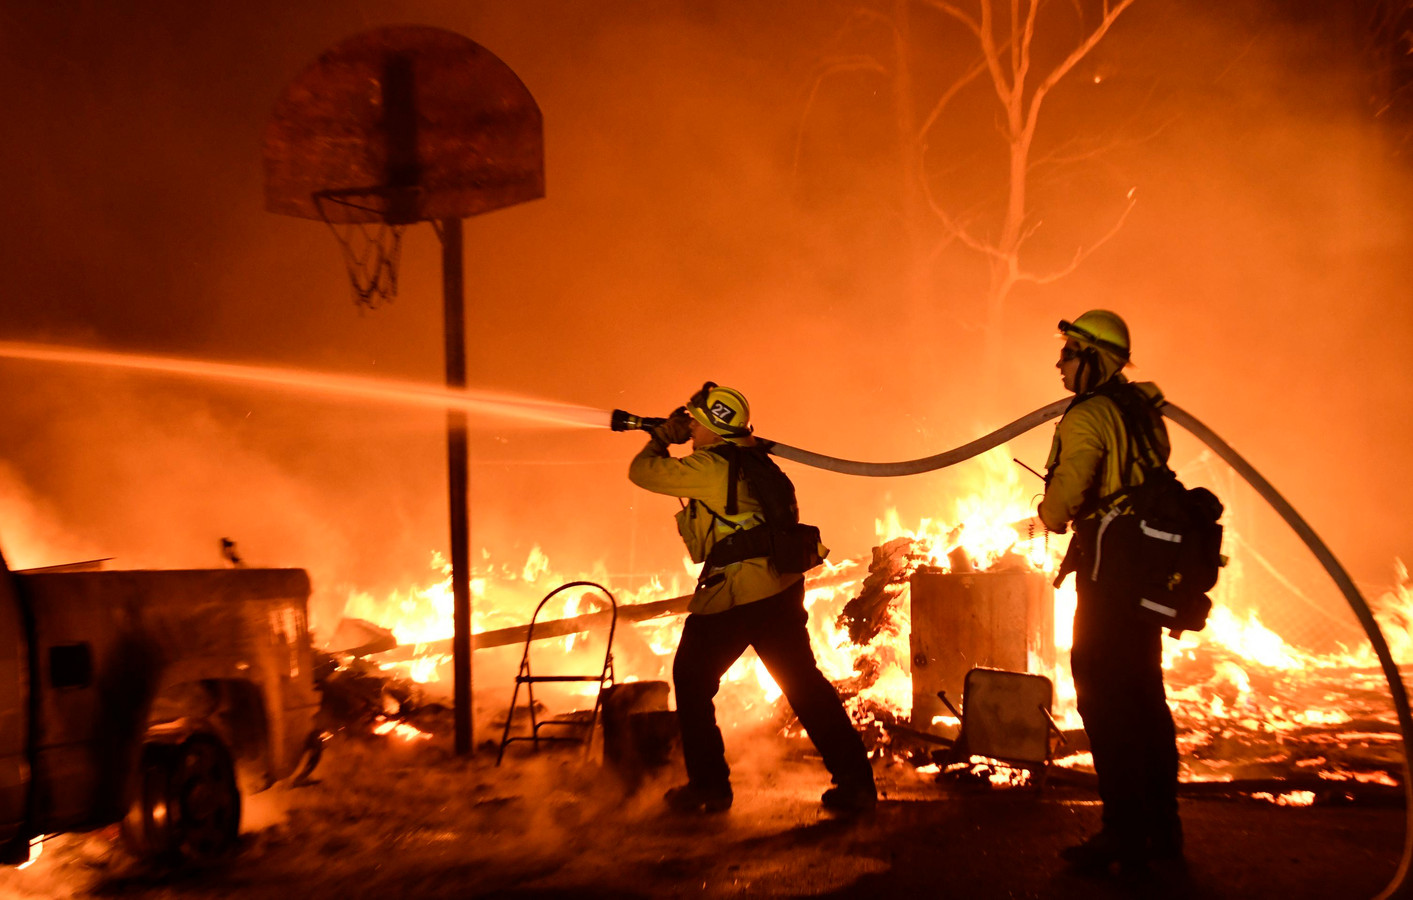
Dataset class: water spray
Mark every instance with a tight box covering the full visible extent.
[0,341,608,430]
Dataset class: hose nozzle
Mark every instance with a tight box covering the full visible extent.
[610,409,666,432]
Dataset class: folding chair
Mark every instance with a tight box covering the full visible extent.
[935,666,1064,789]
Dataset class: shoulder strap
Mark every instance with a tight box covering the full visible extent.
[1072,382,1171,515]
[1100,382,1171,478]
[741,446,798,525]
[693,498,744,532]
[706,443,743,516]
[708,443,798,525]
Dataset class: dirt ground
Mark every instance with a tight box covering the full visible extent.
[0,733,1404,900]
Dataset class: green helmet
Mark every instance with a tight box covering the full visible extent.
[686,382,752,440]
[1059,309,1131,363]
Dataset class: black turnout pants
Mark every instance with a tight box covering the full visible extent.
[672,579,874,792]
[1071,576,1180,853]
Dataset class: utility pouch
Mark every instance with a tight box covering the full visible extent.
[770,522,827,575]
[1083,383,1226,637]
[1090,479,1223,636]
[675,504,706,564]
[705,522,827,574]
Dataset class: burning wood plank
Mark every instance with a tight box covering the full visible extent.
[368,592,693,660]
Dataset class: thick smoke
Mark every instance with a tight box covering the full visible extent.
[0,0,1407,654]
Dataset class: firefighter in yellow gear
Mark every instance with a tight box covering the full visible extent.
[628,384,796,615]
[1038,311,1185,877]
[628,383,875,816]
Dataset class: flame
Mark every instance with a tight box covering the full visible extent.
[1251,790,1315,807]
[373,716,433,742]
[327,444,1409,796]
[1371,558,1413,665]
[16,836,42,870]
[343,551,507,650]
[324,446,1090,739]
[1165,606,1312,671]
[1056,751,1094,769]
[874,449,1050,573]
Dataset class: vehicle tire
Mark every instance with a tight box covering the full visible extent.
[122,742,179,861]
[122,734,241,864]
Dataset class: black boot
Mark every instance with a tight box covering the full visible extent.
[1061,831,1144,876]
[821,781,877,815]
[1148,817,1188,878]
[664,782,733,814]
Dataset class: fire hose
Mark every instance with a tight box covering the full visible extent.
[615,400,1413,898]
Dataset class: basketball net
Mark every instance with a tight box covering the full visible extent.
[314,189,415,309]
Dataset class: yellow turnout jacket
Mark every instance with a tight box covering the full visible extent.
[1038,377,1171,534]
[629,438,802,615]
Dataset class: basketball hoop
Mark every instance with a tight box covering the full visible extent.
[263,26,545,312]
[263,24,546,757]
[313,187,421,308]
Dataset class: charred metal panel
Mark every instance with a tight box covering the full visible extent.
[16,569,316,831]
[909,570,1054,737]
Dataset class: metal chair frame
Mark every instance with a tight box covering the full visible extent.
[935,666,1065,790]
[496,581,617,765]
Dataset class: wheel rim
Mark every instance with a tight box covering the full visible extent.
[169,736,241,860]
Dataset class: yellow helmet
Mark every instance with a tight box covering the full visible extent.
[1059,309,1131,363]
[686,382,752,440]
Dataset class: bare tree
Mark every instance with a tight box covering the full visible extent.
[1367,0,1413,154]
[799,0,1139,379]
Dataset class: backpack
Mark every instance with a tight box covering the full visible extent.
[701,443,827,575]
[1084,383,1225,636]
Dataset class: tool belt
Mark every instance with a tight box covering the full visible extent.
[705,522,824,575]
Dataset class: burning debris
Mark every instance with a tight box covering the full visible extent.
[305,449,1407,810]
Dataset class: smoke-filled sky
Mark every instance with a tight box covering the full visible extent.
[0,0,1408,646]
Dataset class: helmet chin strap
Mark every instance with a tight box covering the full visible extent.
[1075,347,1106,395]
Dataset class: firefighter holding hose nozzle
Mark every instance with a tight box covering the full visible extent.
[623,383,876,816]
[1029,310,1185,879]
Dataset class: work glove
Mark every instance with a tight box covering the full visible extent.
[651,408,693,445]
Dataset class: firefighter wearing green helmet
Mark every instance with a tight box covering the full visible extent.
[628,382,876,816]
[1037,311,1183,877]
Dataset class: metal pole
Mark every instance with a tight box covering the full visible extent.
[442,216,472,756]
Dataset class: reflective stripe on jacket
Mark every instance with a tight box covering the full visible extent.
[1038,377,1170,534]
[628,438,802,615]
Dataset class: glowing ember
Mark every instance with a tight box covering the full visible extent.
[16,837,42,871]
[972,757,1033,788]
[373,716,433,742]
[1319,768,1400,787]
[330,444,1407,794]
[1251,790,1316,807]
[1055,751,1094,770]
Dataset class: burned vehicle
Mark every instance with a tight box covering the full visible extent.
[0,550,319,864]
